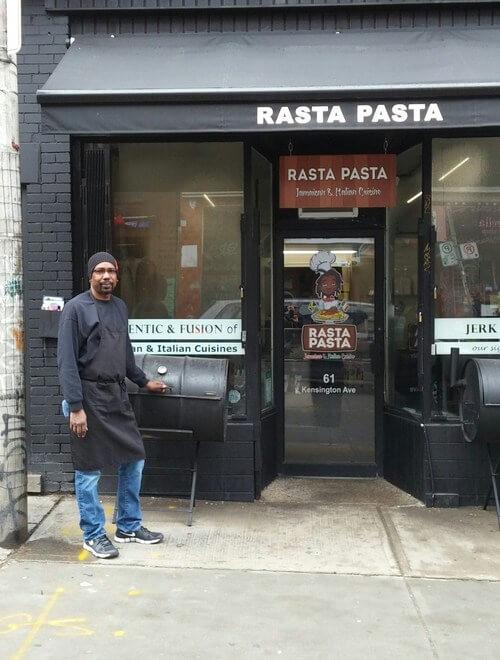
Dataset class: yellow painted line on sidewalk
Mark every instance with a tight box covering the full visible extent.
[10,588,65,660]
[61,524,81,536]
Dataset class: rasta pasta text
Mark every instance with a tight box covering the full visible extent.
[257,103,443,125]
[288,166,388,181]
[302,325,357,352]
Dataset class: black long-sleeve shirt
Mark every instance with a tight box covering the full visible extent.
[57,291,148,412]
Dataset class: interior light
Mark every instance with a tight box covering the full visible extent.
[405,157,470,204]
[406,191,422,204]
[283,250,357,255]
[182,191,243,198]
[203,194,216,207]
[438,157,470,182]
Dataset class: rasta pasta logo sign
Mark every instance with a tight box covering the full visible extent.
[299,251,357,355]
[280,155,396,209]
[257,103,444,126]
[302,324,357,353]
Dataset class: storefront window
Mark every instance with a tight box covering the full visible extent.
[111,142,246,416]
[252,150,274,410]
[386,145,422,412]
[433,137,500,415]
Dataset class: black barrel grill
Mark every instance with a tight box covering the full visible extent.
[458,357,500,526]
[127,355,229,525]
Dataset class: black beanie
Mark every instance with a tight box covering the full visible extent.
[88,251,118,278]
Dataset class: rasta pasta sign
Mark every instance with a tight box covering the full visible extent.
[46,99,500,134]
[280,155,396,208]
[297,250,359,358]
[302,324,357,353]
[257,103,444,127]
[129,319,244,355]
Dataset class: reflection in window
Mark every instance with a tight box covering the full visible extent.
[111,142,245,416]
[253,150,274,410]
[386,145,421,412]
[434,138,500,320]
[283,239,376,465]
[433,138,500,415]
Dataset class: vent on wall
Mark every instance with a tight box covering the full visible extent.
[298,208,359,219]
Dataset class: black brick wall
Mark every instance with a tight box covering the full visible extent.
[384,412,425,502]
[19,0,73,492]
[424,424,491,507]
[385,412,492,507]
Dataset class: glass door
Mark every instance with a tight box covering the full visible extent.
[283,236,377,468]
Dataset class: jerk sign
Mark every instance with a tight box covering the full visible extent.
[280,154,397,209]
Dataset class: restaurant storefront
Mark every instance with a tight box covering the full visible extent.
[21,2,500,504]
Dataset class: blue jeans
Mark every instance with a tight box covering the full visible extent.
[74,459,145,542]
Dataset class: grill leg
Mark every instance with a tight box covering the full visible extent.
[483,485,492,511]
[187,441,201,527]
[484,443,500,529]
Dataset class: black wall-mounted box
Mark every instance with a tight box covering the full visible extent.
[40,310,61,339]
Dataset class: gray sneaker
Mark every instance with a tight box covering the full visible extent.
[83,535,119,559]
[114,526,164,545]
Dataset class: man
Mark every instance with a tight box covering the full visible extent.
[57,251,166,559]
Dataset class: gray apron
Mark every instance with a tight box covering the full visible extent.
[70,307,146,471]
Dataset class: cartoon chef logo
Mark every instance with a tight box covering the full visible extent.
[309,251,349,323]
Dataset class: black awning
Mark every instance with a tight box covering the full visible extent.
[38,29,500,134]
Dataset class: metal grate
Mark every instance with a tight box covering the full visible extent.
[80,145,111,287]
[67,4,500,34]
[47,0,500,12]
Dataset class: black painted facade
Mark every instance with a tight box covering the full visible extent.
[19,0,499,504]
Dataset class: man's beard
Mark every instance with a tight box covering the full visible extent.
[96,281,116,294]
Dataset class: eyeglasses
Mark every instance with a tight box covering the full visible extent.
[93,268,118,276]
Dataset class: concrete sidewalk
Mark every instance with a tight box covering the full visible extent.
[1,478,499,659]
[1,561,499,659]
[10,477,500,580]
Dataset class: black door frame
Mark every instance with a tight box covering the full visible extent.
[274,212,385,477]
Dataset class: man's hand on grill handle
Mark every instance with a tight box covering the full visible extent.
[145,380,168,393]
